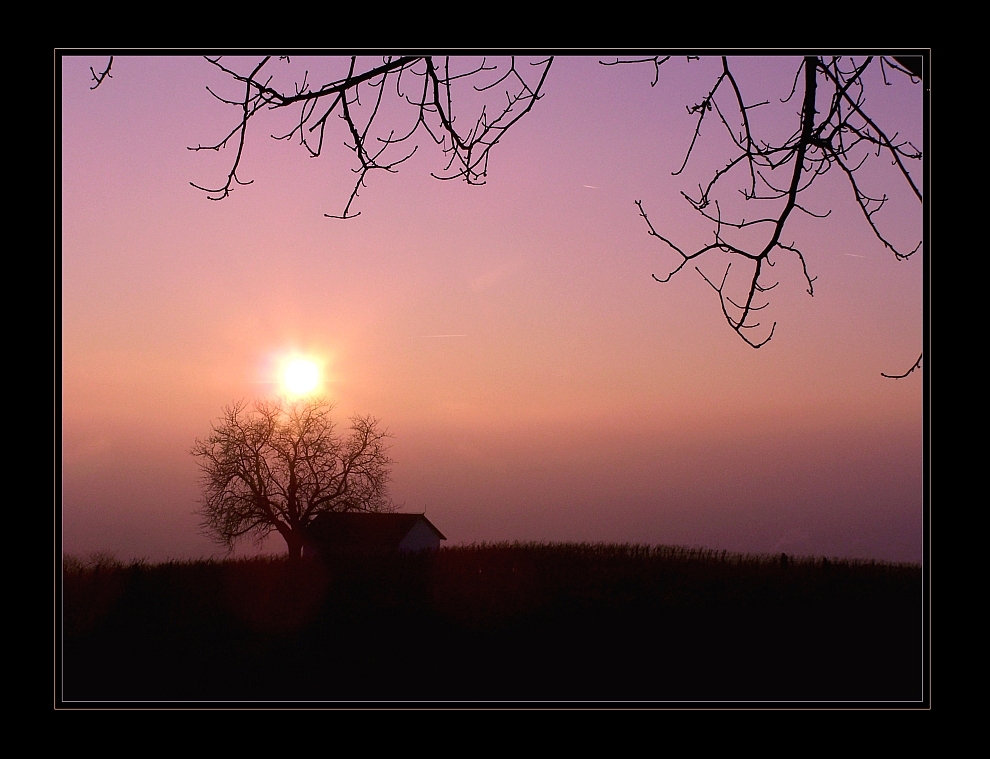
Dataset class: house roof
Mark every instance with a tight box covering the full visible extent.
[305,512,446,549]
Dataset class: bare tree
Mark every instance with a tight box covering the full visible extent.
[191,397,394,560]
[612,55,924,366]
[187,55,553,218]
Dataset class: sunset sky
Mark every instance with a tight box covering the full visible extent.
[60,55,925,563]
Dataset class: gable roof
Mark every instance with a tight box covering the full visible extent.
[305,512,446,550]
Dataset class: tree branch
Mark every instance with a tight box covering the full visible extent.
[634,55,922,356]
[189,55,553,217]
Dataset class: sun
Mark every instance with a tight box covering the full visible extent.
[282,358,321,396]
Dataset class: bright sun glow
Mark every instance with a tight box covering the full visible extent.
[282,358,321,396]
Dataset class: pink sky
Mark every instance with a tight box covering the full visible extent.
[60,55,925,562]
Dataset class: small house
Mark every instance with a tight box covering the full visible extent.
[302,512,447,558]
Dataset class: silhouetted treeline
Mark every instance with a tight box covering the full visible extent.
[60,544,923,703]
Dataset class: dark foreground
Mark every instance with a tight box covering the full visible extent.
[60,544,923,704]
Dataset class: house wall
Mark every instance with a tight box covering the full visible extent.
[398,520,443,553]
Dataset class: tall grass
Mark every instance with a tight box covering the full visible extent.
[60,543,922,702]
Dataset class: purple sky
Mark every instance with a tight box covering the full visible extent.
[60,55,925,562]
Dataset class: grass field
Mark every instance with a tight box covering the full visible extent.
[59,543,923,703]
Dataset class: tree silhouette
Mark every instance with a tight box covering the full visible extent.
[191,398,394,560]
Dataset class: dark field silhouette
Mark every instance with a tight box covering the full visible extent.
[60,544,922,703]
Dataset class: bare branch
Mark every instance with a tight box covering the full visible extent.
[631,54,922,356]
[90,57,113,89]
[881,354,923,379]
[600,55,672,87]
[190,55,553,217]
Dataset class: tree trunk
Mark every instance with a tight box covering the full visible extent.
[285,531,303,563]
